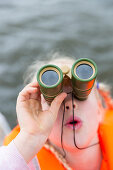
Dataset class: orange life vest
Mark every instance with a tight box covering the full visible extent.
[4,109,113,170]
[99,109,113,170]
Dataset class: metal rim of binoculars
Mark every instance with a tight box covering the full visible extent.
[37,58,97,103]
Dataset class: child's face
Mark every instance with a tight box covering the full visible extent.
[48,88,102,151]
[41,60,102,152]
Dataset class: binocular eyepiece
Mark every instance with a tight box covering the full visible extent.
[37,58,97,103]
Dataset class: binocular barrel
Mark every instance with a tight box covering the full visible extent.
[37,58,97,103]
[71,58,97,100]
[37,64,63,103]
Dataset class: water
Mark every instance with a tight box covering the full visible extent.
[0,0,113,128]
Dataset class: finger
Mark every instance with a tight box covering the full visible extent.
[26,82,39,88]
[25,82,41,99]
[41,94,50,111]
[49,92,67,119]
[30,92,40,100]
[18,87,40,102]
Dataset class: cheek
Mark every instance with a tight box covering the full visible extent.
[87,110,100,130]
[87,112,101,142]
[48,122,61,146]
[82,97,101,130]
[48,109,63,146]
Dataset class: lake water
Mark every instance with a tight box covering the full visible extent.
[0,0,113,128]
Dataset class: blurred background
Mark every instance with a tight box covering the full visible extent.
[0,0,113,129]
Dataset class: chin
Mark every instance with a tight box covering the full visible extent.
[59,131,93,151]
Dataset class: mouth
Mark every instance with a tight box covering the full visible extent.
[65,116,82,130]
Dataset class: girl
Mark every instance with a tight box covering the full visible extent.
[3,55,113,170]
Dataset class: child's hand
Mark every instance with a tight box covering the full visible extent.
[14,82,67,162]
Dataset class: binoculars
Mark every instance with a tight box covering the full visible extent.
[37,58,97,103]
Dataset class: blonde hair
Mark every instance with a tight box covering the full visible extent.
[23,52,75,85]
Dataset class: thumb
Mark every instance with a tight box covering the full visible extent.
[49,92,67,121]
[35,92,67,135]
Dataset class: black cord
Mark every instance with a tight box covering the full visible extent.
[72,93,99,150]
[61,101,66,158]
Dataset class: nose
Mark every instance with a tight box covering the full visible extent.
[64,94,77,111]
[62,75,72,93]
[65,103,76,110]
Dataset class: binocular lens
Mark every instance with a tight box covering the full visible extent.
[76,64,93,80]
[41,70,59,86]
